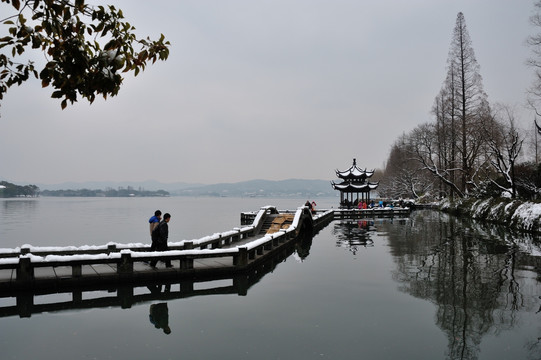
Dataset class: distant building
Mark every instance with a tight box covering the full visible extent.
[331,158,378,208]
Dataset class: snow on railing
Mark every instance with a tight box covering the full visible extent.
[0,206,333,267]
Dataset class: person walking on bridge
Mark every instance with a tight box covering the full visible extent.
[149,210,162,241]
[150,213,172,268]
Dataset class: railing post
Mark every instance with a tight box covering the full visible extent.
[184,241,194,250]
[180,279,194,293]
[180,256,194,270]
[73,290,82,303]
[233,274,249,296]
[117,253,133,275]
[16,292,33,318]
[235,247,248,266]
[107,244,117,254]
[16,257,33,285]
[118,285,134,309]
[72,264,82,277]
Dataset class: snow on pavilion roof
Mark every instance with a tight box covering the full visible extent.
[335,158,374,179]
[331,181,379,193]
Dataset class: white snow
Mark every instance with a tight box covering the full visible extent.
[511,202,541,231]
[2,203,540,267]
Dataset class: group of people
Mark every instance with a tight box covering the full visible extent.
[342,199,379,209]
[148,209,172,268]
[304,200,317,214]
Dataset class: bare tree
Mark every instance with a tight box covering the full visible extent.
[432,74,459,198]
[514,162,541,199]
[385,12,522,201]
[527,1,541,113]
[409,122,465,197]
[481,105,524,198]
[447,12,489,195]
[380,135,433,200]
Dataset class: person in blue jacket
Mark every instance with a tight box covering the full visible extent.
[150,213,172,268]
[149,210,162,240]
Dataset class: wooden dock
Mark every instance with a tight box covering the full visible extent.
[332,207,411,219]
[0,206,409,293]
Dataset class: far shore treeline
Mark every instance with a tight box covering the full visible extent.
[40,188,170,197]
[0,179,337,198]
[0,181,169,198]
[0,181,39,198]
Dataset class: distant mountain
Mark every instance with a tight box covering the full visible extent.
[173,179,335,197]
[36,180,200,192]
[36,179,336,197]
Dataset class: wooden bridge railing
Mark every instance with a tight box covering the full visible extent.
[0,207,335,290]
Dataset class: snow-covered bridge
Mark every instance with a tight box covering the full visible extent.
[0,205,409,293]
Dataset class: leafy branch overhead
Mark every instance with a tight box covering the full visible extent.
[0,0,170,109]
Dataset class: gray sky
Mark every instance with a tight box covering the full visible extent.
[0,0,537,185]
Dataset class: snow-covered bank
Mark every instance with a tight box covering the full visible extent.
[439,198,541,233]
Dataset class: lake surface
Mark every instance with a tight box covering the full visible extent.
[1,197,540,360]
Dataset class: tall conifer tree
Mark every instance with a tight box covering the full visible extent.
[445,12,488,194]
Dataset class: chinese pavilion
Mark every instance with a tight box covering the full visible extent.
[331,158,379,208]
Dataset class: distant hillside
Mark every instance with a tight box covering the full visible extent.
[174,179,335,197]
[36,179,336,197]
[37,180,199,192]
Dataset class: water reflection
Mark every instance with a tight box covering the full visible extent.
[0,199,39,230]
[149,303,171,335]
[2,207,541,359]
[0,231,315,319]
[295,226,314,260]
[147,284,172,335]
[384,210,541,360]
[332,219,375,254]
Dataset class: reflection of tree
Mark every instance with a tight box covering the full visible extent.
[332,220,375,255]
[384,210,541,360]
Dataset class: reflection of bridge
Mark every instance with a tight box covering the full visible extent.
[0,205,409,296]
[0,230,317,318]
[0,206,333,292]
[0,207,327,318]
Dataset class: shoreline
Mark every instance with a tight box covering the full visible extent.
[439,197,541,234]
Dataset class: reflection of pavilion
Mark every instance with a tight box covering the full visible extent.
[332,220,375,254]
[331,158,378,208]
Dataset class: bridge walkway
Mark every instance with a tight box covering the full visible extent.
[0,206,410,293]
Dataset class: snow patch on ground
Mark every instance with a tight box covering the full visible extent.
[511,202,541,232]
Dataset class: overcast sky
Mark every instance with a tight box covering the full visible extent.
[0,0,537,185]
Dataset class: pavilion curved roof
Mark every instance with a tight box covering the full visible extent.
[331,181,379,193]
[335,159,375,180]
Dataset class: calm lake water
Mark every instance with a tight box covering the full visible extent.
[1,196,541,360]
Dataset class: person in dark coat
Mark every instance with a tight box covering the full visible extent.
[148,210,162,247]
[150,213,172,268]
